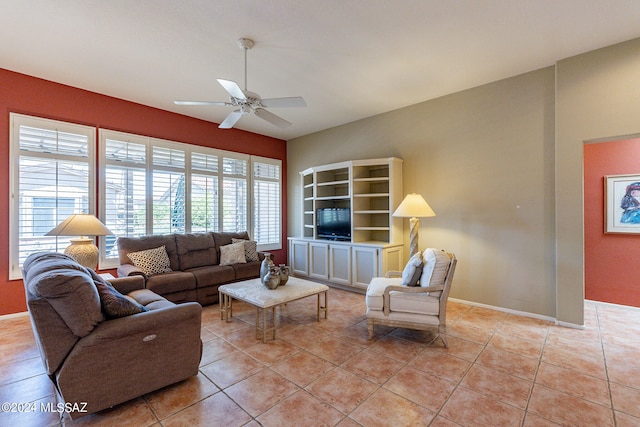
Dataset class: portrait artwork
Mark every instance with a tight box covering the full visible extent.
[605,174,640,234]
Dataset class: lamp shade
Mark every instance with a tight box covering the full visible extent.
[45,214,113,237]
[392,193,436,218]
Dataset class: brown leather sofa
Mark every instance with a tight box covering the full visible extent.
[117,231,263,305]
[22,252,202,419]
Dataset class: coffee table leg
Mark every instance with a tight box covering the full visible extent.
[272,307,277,340]
[317,291,328,321]
[263,307,268,343]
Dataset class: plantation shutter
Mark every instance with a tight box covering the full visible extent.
[252,158,281,250]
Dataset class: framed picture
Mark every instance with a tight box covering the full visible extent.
[605,174,640,234]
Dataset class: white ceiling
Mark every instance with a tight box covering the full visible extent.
[2,1,640,140]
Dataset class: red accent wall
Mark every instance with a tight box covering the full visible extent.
[584,138,640,307]
[0,68,288,315]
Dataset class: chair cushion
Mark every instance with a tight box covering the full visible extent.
[366,277,402,310]
[389,292,440,315]
[420,248,451,296]
[401,252,423,286]
[127,245,173,276]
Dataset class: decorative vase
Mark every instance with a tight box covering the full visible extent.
[260,253,274,281]
[263,265,281,290]
[278,264,289,286]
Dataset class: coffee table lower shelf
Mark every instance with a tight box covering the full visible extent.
[218,277,329,343]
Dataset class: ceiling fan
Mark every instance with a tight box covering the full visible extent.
[174,38,306,129]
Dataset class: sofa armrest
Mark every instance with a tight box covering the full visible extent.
[81,302,201,342]
[385,270,403,278]
[117,263,146,279]
[110,276,145,294]
[57,301,202,416]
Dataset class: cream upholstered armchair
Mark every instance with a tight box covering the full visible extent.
[365,248,457,347]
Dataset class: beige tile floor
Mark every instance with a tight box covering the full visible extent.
[1,287,640,426]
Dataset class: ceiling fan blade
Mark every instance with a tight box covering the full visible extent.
[219,110,243,129]
[260,96,306,108]
[174,100,231,106]
[254,108,292,128]
[217,79,246,100]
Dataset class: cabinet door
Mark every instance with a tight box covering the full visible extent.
[309,242,329,280]
[351,246,379,289]
[381,246,403,275]
[290,240,309,277]
[329,244,351,286]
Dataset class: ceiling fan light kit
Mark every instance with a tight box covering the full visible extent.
[174,38,305,129]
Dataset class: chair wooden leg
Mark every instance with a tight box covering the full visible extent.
[439,325,448,348]
[367,319,375,340]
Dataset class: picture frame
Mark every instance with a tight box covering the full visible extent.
[605,173,640,234]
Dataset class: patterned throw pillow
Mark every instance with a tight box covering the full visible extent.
[402,251,424,286]
[232,238,259,262]
[220,241,248,265]
[127,245,172,276]
[90,270,147,319]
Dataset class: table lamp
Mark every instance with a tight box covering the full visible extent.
[392,193,436,257]
[46,213,113,270]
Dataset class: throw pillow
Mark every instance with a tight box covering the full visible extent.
[421,248,451,296]
[127,245,172,276]
[401,251,424,286]
[232,238,260,262]
[91,271,148,319]
[220,241,247,266]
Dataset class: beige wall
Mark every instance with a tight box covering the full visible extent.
[288,67,557,318]
[556,37,640,325]
[288,36,640,323]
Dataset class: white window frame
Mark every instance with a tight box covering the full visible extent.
[9,113,96,279]
[98,129,281,269]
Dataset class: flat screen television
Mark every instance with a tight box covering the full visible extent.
[316,207,351,241]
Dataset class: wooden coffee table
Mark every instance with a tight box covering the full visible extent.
[219,277,329,343]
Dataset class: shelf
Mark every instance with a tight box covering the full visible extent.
[354,226,390,231]
[353,193,389,198]
[354,210,389,214]
[316,195,350,200]
[299,157,402,245]
[353,177,389,182]
[317,180,349,187]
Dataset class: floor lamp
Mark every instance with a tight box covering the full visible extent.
[46,213,113,270]
[392,193,436,257]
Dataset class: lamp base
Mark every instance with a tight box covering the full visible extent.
[409,217,420,257]
[64,238,98,270]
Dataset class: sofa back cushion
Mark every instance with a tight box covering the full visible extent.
[117,234,179,271]
[23,252,104,337]
[213,231,250,259]
[175,233,217,270]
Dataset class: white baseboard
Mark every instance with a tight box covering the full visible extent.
[448,297,584,328]
[0,311,29,320]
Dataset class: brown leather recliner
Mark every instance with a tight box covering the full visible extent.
[22,252,202,419]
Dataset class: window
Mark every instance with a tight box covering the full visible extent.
[98,130,281,268]
[100,132,147,259]
[9,114,95,279]
[222,157,248,232]
[252,157,282,251]
[9,120,283,275]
